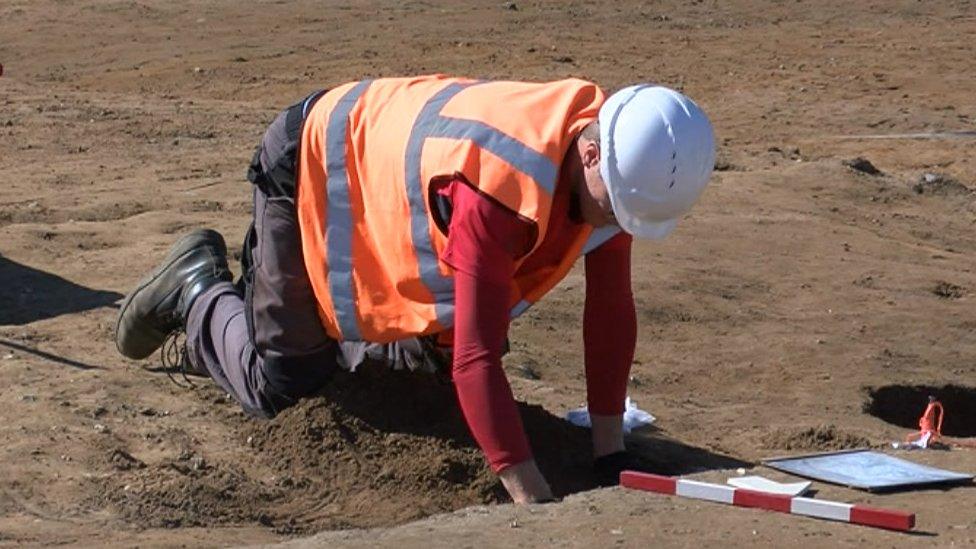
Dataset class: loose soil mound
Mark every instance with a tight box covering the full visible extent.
[242,367,505,533]
[763,424,873,452]
[90,366,604,534]
[89,365,745,534]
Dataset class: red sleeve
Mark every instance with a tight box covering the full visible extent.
[583,232,636,415]
[439,179,534,473]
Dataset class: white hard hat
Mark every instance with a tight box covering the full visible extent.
[598,85,716,239]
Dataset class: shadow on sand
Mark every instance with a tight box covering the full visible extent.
[0,255,122,325]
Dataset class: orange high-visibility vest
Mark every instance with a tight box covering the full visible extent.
[296,75,618,343]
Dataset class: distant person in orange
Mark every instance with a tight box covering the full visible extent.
[114,76,716,503]
[905,396,943,447]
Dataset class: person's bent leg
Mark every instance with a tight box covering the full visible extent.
[184,282,336,418]
[184,283,265,418]
[247,186,340,403]
[184,95,338,419]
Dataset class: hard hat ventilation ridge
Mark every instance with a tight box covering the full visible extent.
[670,150,677,188]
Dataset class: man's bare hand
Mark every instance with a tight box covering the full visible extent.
[498,459,553,503]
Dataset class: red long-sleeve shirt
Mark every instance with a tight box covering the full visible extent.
[438,177,636,473]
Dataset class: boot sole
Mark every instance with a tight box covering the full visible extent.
[115,229,227,359]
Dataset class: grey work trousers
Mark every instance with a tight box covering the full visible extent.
[184,98,447,419]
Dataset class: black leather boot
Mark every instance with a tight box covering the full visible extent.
[115,229,232,360]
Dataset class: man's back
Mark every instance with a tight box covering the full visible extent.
[295,75,604,342]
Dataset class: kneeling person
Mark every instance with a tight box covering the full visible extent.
[115,76,716,503]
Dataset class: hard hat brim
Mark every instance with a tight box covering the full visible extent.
[617,211,679,240]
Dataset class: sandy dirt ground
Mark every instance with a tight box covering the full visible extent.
[2,0,976,546]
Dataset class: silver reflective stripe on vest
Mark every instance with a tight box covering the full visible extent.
[582,225,621,254]
[510,300,532,319]
[404,83,472,329]
[407,82,561,328]
[428,119,558,195]
[507,226,622,319]
[325,80,373,340]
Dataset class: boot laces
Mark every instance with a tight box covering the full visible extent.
[159,330,196,388]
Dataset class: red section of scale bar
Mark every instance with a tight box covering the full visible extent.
[732,488,793,513]
[619,470,677,495]
[618,471,915,532]
[850,504,915,531]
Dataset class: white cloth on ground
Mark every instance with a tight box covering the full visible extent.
[565,397,656,433]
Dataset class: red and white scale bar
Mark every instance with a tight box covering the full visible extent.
[620,471,915,532]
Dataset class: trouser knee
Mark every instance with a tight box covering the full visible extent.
[252,348,339,419]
